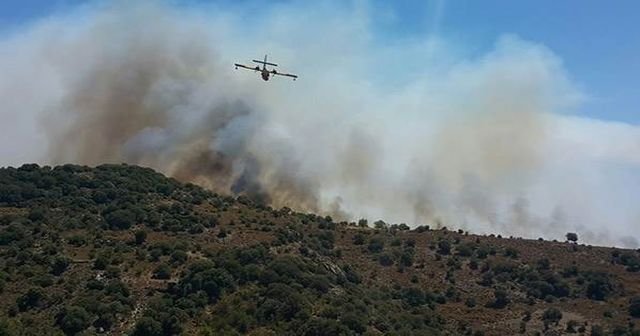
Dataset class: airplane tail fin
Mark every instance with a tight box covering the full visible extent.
[253,55,278,67]
[253,60,278,67]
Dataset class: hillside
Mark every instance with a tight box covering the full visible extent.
[0,163,639,335]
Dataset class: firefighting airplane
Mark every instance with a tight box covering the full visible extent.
[234,55,298,81]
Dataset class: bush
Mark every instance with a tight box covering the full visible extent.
[132,317,163,336]
[378,253,394,267]
[153,264,172,280]
[414,225,430,233]
[134,230,147,245]
[56,306,91,335]
[465,298,476,308]
[400,249,415,267]
[400,287,430,307]
[367,238,384,253]
[104,209,136,230]
[504,247,519,259]
[171,250,188,264]
[475,246,489,259]
[51,256,70,276]
[352,234,365,245]
[536,258,551,270]
[488,289,509,309]
[566,232,578,243]
[591,325,604,336]
[340,312,367,334]
[566,320,579,333]
[68,235,87,247]
[217,228,228,239]
[456,244,473,257]
[437,240,451,255]
[28,207,46,221]
[629,296,640,318]
[93,254,109,270]
[373,220,387,230]
[16,288,43,311]
[585,273,613,301]
[542,308,562,328]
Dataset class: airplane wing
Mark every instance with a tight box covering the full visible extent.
[235,63,259,71]
[271,70,298,80]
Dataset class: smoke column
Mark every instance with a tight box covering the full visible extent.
[1,1,639,247]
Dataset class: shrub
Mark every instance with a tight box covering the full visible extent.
[51,256,70,276]
[373,220,387,230]
[400,249,415,267]
[341,312,367,334]
[104,209,136,230]
[378,253,394,267]
[367,238,384,253]
[17,288,43,311]
[400,287,430,307]
[566,320,579,333]
[93,254,109,270]
[456,244,473,257]
[217,228,228,239]
[414,225,430,233]
[566,232,578,243]
[585,273,613,301]
[488,288,509,309]
[475,246,489,259]
[437,240,451,255]
[132,317,163,336]
[541,308,562,328]
[629,296,640,318]
[171,250,188,264]
[465,298,476,308]
[134,230,147,245]
[536,258,551,270]
[504,247,519,259]
[591,325,604,336]
[153,263,172,280]
[56,306,91,335]
[68,235,87,247]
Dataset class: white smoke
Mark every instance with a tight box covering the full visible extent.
[0,1,639,247]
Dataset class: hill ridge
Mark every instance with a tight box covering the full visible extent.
[0,163,639,335]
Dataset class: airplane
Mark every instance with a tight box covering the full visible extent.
[234,55,298,81]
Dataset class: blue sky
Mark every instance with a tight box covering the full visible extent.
[1,0,638,123]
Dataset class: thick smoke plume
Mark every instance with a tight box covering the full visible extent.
[1,2,639,247]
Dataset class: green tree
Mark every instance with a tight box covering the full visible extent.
[586,273,613,301]
[542,308,562,329]
[16,288,43,311]
[367,237,385,253]
[171,250,188,264]
[134,230,147,245]
[490,288,510,309]
[104,209,135,230]
[437,240,451,255]
[629,296,640,318]
[56,306,91,335]
[132,317,163,336]
[352,234,365,245]
[153,264,172,280]
[378,253,394,266]
[51,256,70,276]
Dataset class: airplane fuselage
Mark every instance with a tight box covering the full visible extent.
[261,68,270,81]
